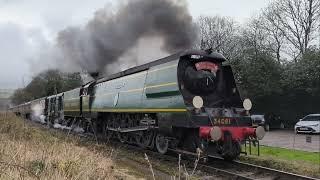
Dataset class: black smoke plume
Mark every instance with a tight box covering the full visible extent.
[57,0,197,74]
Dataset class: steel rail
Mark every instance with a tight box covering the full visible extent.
[233,159,319,180]
[207,155,319,180]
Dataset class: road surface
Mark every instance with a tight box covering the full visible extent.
[260,130,320,152]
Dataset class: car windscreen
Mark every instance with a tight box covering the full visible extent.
[302,116,320,121]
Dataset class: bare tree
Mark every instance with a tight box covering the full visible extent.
[241,18,273,59]
[260,11,286,63]
[197,16,241,60]
[266,0,320,57]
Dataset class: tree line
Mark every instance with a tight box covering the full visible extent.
[11,70,82,105]
[197,0,320,125]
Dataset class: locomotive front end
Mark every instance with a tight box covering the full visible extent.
[177,50,265,160]
[196,98,266,160]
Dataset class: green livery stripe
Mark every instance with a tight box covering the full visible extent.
[146,91,180,98]
[82,108,187,112]
[145,82,177,89]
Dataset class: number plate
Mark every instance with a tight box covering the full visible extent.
[213,118,232,125]
[300,127,308,130]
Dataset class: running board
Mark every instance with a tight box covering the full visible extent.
[106,126,158,133]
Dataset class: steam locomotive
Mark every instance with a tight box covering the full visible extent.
[9,49,265,160]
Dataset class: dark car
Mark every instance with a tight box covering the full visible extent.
[251,114,285,131]
[251,114,265,127]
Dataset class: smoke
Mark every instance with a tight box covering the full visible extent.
[106,36,168,74]
[56,0,198,74]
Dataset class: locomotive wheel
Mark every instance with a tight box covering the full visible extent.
[103,122,114,141]
[135,131,154,149]
[117,132,129,143]
[220,132,241,161]
[117,114,130,143]
[222,141,241,161]
[182,132,200,153]
[155,133,169,154]
[105,128,114,140]
[46,117,53,128]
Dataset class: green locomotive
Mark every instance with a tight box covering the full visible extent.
[10,49,265,160]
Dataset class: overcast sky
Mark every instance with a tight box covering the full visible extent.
[0,0,271,89]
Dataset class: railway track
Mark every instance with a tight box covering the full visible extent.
[206,155,319,180]
[170,149,319,180]
[24,119,319,180]
[107,140,319,180]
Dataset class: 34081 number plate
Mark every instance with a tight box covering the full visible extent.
[213,118,232,125]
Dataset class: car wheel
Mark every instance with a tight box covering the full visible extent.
[295,129,299,134]
[280,122,285,129]
[264,124,270,132]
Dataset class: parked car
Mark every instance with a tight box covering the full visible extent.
[251,114,285,131]
[251,114,265,126]
[294,114,320,134]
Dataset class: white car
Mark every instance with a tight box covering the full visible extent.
[294,114,320,134]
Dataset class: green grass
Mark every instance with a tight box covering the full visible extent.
[259,145,319,164]
[243,145,320,165]
[241,145,320,178]
[243,145,319,164]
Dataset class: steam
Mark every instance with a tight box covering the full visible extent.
[31,103,84,132]
[56,0,197,74]
[31,104,46,123]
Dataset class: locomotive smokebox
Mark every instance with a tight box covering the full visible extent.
[89,72,99,79]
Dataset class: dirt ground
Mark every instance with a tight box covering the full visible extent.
[260,130,320,152]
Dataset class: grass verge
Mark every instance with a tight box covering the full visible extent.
[0,113,137,179]
[241,144,320,178]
